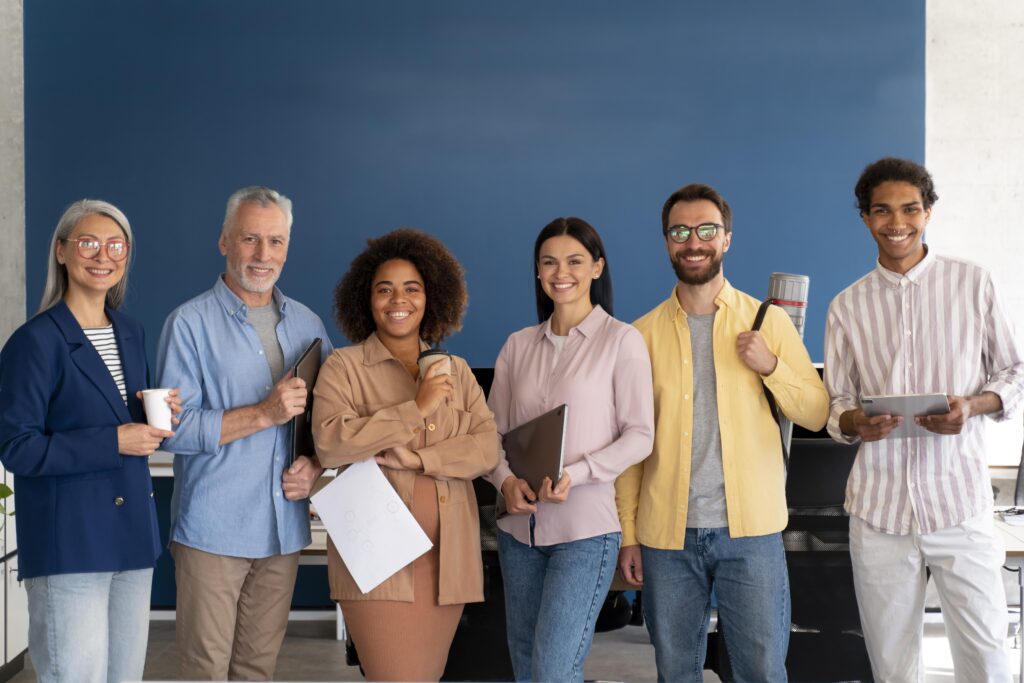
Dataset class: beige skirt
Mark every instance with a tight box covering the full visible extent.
[339,474,465,682]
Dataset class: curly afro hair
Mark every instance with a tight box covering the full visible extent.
[854,157,938,215]
[334,228,467,345]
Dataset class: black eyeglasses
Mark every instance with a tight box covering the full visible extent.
[62,236,130,261]
[664,223,725,243]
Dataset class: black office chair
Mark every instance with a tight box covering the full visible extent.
[709,438,873,682]
[783,438,872,682]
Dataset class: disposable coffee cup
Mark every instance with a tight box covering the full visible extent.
[141,388,173,431]
[417,348,451,378]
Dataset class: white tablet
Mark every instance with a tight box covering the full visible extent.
[859,393,950,439]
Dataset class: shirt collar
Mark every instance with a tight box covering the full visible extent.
[534,304,609,343]
[666,279,736,321]
[362,331,430,366]
[873,244,935,286]
[213,275,287,319]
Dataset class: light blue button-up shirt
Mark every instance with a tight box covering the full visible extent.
[156,276,332,558]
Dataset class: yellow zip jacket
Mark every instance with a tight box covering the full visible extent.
[615,281,828,549]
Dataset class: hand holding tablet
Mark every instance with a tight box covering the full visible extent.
[859,393,951,439]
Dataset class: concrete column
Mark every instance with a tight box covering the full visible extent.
[927,1,1024,464]
[0,0,25,343]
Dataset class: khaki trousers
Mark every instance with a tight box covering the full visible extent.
[172,542,300,681]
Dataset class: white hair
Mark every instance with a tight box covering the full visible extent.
[221,186,293,238]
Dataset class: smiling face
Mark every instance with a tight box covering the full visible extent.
[536,235,604,310]
[862,180,931,274]
[56,213,128,300]
[370,258,426,345]
[665,199,731,286]
[219,201,290,306]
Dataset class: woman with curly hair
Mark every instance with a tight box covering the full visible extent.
[311,228,499,681]
[484,217,654,682]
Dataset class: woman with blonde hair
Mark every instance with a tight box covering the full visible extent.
[0,200,180,683]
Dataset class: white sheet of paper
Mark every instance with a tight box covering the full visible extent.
[311,459,432,594]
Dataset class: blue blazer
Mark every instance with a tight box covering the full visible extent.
[0,301,161,579]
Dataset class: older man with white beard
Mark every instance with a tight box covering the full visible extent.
[157,186,332,680]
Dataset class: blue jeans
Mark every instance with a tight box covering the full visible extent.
[25,568,154,683]
[641,529,790,683]
[497,527,620,682]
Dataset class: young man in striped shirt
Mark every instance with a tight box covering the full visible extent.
[825,157,1024,682]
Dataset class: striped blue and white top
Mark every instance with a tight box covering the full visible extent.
[84,325,127,404]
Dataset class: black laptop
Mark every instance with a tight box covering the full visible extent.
[503,404,568,495]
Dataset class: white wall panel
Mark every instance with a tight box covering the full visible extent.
[927,0,1024,465]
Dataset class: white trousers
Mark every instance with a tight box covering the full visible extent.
[850,512,1011,683]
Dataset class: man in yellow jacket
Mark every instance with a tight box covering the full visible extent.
[616,183,828,682]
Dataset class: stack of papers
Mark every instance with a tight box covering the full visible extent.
[998,508,1024,526]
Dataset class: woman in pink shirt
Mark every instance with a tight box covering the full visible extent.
[485,217,654,682]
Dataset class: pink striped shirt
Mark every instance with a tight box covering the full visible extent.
[825,249,1024,534]
[485,305,654,546]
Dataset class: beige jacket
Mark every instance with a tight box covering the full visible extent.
[311,333,499,605]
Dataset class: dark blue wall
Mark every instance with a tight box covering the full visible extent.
[25,1,925,365]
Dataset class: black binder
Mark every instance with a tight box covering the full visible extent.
[290,338,322,463]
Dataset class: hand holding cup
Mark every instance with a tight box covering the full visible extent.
[415,349,454,418]
[141,388,177,431]
[117,423,173,456]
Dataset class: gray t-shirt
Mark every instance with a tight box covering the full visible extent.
[248,302,286,382]
[685,312,728,528]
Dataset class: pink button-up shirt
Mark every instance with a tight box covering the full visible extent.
[485,305,654,546]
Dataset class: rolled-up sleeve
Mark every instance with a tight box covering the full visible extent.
[156,312,224,456]
[615,461,644,547]
[979,273,1024,420]
[761,305,828,433]
[824,302,861,445]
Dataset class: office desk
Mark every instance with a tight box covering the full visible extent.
[996,517,1024,682]
[302,523,346,640]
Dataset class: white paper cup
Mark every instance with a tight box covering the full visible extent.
[417,349,451,378]
[142,388,173,431]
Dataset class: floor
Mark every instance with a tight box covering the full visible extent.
[6,617,1021,682]
[10,478,1020,681]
